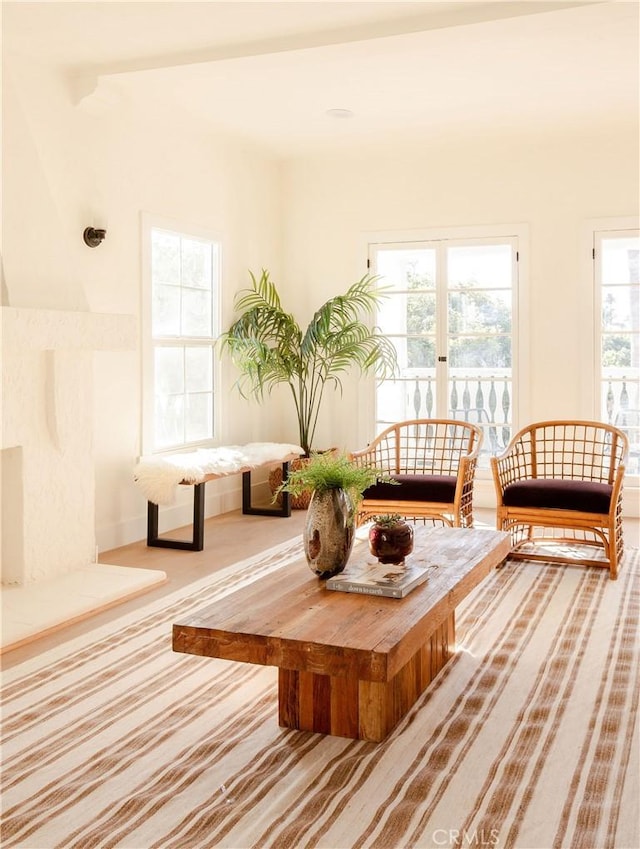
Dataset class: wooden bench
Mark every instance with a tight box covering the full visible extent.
[134,444,303,551]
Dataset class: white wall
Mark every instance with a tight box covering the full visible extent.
[3,57,283,552]
[3,48,638,554]
[280,123,640,462]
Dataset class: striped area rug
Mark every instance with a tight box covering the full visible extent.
[1,539,638,849]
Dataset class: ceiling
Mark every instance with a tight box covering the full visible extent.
[4,1,639,157]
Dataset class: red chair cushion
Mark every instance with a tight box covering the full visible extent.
[363,474,457,503]
[502,479,612,514]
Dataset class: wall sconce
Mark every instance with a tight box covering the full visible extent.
[83,227,106,248]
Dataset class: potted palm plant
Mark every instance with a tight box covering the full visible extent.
[220,269,398,458]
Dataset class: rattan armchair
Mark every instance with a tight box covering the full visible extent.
[491,420,628,579]
[350,419,483,528]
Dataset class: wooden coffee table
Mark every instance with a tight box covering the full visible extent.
[173,526,510,742]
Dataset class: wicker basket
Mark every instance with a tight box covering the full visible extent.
[268,458,312,510]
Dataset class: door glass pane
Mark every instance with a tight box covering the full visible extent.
[602,287,634,331]
[406,293,436,334]
[602,334,632,368]
[448,290,512,334]
[377,292,435,335]
[448,244,512,289]
[447,376,513,451]
[376,248,436,290]
[375,379,407,424]
[449,336,512,369]
[602,237,639,284]
[375,375,437,425]
[384,336,437,370]
[407,337,436,369]
[407,374,437,419]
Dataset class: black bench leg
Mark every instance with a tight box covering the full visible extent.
[242,462,291,517]
[147,482,206,551]
[146,462,293,550]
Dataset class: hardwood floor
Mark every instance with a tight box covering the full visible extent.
[2,507,638,670]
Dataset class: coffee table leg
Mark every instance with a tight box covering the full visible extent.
[278,612,455,742]
[279,669,359,737]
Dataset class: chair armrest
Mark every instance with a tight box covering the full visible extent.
[349,446,375,463]
[491,439,531,494]
[611,462,626,504]
[457,454,478,494]
[349,444,394,473]
[463,441,481,463]
[349,447,379,468]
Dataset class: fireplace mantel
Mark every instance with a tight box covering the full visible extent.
[1,305,137,352]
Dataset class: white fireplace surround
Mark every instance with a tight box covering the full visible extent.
[1,306,166,650]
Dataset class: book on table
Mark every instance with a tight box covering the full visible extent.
[325,558,429,598]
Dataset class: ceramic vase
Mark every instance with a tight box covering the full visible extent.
[304,488,355,578]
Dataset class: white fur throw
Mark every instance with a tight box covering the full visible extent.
[133,442,304,506]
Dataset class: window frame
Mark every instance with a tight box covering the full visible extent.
[590,218,640,481]
[141,212,222,456]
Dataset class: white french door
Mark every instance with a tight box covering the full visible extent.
[594,228,639,475]
[369,236,519,463]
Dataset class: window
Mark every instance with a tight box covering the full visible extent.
[595,228,639,475]
[369,234,519,466]
[142,216,220,453]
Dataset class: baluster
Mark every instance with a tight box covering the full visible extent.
[488,377,497,423]
[475,380,484,419]
[620,379,629,410]
[462,379,471,421]
[425,377,433,418]
[413,379,421,419]
[450,377,458,416]
[606,381,614,422]
[502,379,511,448]
[620,379,629,426]
[488,377,497,449]
[502,379,510,422]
